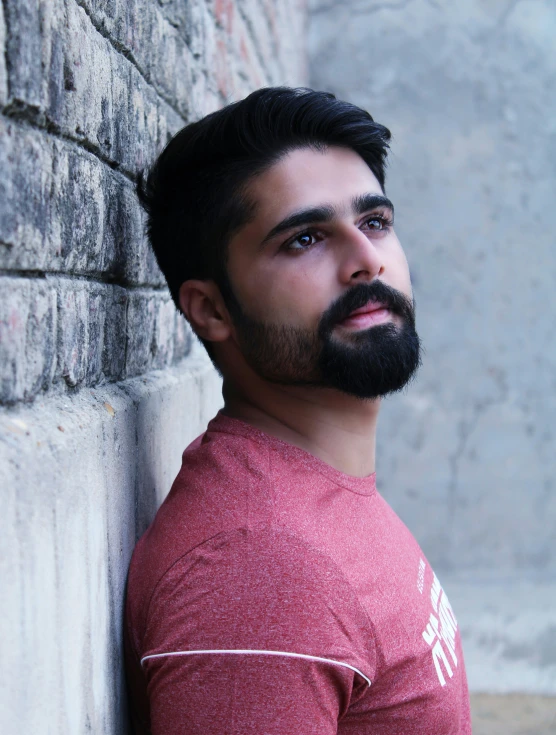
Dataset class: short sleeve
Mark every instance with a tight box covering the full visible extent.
[131,527,376,735]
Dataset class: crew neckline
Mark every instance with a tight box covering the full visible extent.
[207,411,377,497]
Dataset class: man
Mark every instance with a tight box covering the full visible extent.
[125,87,471,734]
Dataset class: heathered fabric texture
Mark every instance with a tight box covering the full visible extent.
[125,413,471,734]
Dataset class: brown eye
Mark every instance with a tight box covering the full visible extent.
[286,232,316,251]
[367,217,384,230]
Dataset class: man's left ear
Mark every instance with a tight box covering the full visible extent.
[179,279,231,343]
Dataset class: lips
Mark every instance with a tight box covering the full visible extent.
[346,301,388,318]
[339,301,391,330]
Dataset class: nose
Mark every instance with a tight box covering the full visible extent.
[337,226,385,284]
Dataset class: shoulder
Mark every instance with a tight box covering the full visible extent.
[127,425,275,606]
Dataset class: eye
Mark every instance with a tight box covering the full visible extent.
[283,231,317,251]
[362,213,393,234]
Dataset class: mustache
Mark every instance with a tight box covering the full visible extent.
[318,281,415,335]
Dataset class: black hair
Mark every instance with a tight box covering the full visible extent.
[137,87,391,352]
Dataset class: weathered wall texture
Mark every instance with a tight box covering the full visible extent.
[1,0,306,403]
[309,0,556,693]
[0,1,307,731]
[0,352,223,733]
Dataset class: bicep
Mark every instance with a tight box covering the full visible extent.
[147,651,348,735]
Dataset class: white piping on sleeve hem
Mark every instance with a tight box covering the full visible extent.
[140,648,372,686]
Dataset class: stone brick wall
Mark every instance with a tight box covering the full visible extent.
[0,2,307,731]
[0,0,307,405]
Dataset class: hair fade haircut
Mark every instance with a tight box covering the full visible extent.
[137,86,392,324]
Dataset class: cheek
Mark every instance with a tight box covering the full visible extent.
[236,256,333,324]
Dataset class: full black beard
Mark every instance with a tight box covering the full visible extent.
[227,280,422,399]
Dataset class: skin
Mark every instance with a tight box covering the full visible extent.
[179,146,413,478]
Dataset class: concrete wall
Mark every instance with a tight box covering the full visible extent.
[309,0,556,693]
[0,1,307,731]
[0,352,223,733]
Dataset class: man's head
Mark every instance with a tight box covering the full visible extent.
[138,87,420,399]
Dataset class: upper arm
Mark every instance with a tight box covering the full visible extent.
[135,528,375,735]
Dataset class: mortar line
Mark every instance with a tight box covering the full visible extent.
[0,268,169,291]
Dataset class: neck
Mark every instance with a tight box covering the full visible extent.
[221,375,380,478]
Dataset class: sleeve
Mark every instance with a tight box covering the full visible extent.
[137,527,376,735]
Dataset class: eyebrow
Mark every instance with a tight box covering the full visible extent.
[261,193,394,245]
[352,193,394,217]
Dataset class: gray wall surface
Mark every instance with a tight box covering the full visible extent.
[0,1,307,731]
[309,0,556,693]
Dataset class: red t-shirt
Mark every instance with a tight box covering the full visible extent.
[125,412,471,734]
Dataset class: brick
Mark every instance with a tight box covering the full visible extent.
[56,280,132,389]
[146,15,196,119]
[124,290,157,378]
[0,119,55,271]
[151,104,186,163]
[103,176,163,286]
[4,0,179,176]
[151,0,221,115]
[55,148,163,285]
[0,277,179,402]
[0,118,163,285]
[55,142,107,273]
[56,281,93,387]
[124,291,185,378]
[157,0,209,62]
[0,278,57,403]
[101,285,128,381]
[78,0,197,120]
[161,0,219,114]
[151,297,177,370]
[3,0,48,112]
[84,285,105,383]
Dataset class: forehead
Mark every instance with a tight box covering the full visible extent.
[243,146,383,228]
